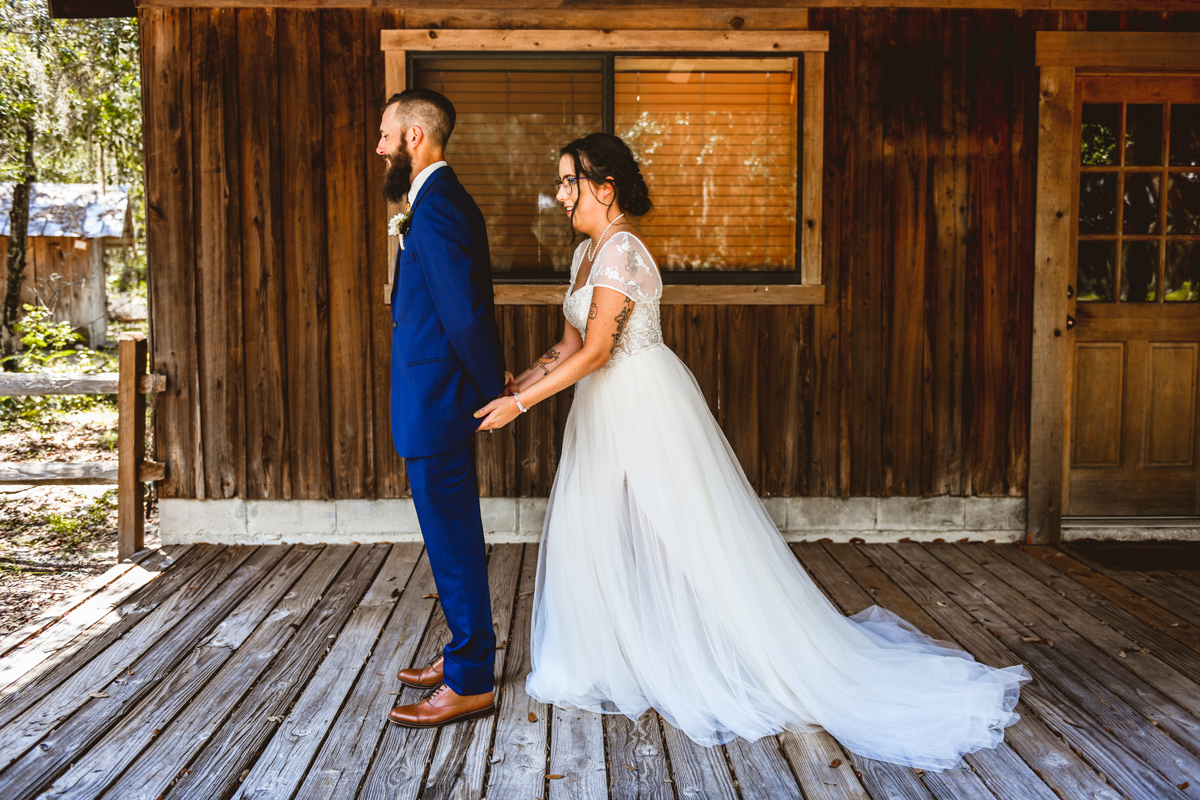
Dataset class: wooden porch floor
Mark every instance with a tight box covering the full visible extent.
[1,540,1198,800]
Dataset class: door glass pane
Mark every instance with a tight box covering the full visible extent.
[1081,104,1120,166]
[1079,172,1118,234]
[1125,104,1164,166]
[1169,104,1200,167]
[1165,241,1200,302]
[1121,240,1159,302]
[614,58,799,270]
[1124,172,1160,235]
[1168,172,1200,235]
[414,59,604,273]
[1077,240,1115,302]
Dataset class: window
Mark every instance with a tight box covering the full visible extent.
[411,53,802,282]
[1077,98,1200,303]
[415,59,602,276]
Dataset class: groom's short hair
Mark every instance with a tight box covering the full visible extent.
[384,88,456,148]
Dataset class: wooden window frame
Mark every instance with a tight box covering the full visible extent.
[382,29,829,306]
[1028,32,1200,544]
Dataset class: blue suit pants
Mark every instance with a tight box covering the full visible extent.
[406,444,495,695]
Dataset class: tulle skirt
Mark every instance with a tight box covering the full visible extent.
[525,343,1030,770]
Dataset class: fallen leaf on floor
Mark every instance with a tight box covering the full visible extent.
[936,602,947,607]
[529,711,538,722]
[625,764,636,771]
[88,691,109,698]
[268,716,283,722]
[829,758,841,768]
[422,593,439,600]
[913,768,926,777]
[1178,782,1189,790]
[547,774,565,780]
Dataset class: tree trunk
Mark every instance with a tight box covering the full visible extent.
[2,123,35,367]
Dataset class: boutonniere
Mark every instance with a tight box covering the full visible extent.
[389,208,413,249]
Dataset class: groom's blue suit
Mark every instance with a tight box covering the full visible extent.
[391,165,505,696]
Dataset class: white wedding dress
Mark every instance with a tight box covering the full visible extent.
[525,232,1029,770]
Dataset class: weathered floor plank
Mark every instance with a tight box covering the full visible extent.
[167,544,390,800]
[997,545,1200,687]
[99,545,356,800]
[420,543,524,800]
[232,544,423,800]
[484,544,550,800]
[292,550,440,800]
[605,711,673,800]
[38,545,320,800]
[777,729,871,800]
[727,735,804,799]
[1026,546,1200,655]
[356,588,451,800]
[5,542,1197,800]
[659,723,738,800]
[959,544,1200,727]
[549,704,607,800]
[0,545,160,659]
[0,548,183,694]
[0,545,288,800]
[0,544,221,728]
[921,544,1200,783]
[873,545,1187,800]
[0,545,255,772]
[1062,546,1200,631]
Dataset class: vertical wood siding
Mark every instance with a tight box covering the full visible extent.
[139,8,1199,501]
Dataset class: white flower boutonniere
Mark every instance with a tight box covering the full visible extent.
[389,208,414,249]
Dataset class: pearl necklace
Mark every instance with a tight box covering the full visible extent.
[587,213,625,262]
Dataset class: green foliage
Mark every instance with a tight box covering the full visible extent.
[0,2,146,293]
[0,304,114,430]
[1080,123,1117,167]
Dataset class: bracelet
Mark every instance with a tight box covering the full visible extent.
[513,392,529,414]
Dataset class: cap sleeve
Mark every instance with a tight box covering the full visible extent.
[587,232,662,303]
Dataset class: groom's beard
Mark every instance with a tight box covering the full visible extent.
[381,141,413,204]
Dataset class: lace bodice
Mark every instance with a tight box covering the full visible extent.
[563,232,663,367]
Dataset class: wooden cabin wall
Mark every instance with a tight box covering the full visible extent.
[0,235,108,346]
[139,7,1200,502]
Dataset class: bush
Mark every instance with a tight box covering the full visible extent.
[1,304,115,430]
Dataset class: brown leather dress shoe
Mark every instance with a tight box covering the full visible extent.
[397,655,444,689]
[388,684,495,728]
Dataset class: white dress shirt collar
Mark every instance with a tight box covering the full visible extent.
[407,160,448,206]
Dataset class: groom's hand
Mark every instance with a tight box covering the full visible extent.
[501,371,517,397]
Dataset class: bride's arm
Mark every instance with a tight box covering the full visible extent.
[476,286,633,430]
[509,323,584,393]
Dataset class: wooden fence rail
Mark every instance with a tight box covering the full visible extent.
[0,332,166,561]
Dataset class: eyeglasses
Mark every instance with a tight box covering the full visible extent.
[554,176,590,193]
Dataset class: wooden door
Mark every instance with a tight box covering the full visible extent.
[1067,77,1200,516]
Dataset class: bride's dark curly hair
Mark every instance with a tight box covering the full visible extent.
[561,133,653,218]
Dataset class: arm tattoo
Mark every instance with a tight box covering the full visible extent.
[588,302,598,321]
[609,298,635,356]
[530,347,561,377]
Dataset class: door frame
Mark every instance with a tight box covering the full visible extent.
[1029,32,1200,544]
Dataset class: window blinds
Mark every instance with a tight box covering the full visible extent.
[415,60,603,273]
[615,58,798,271]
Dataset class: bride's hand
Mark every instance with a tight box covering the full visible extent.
[475,395,522,431]
[502,371,518,396]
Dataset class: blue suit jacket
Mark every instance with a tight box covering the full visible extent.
[390,166,505,458]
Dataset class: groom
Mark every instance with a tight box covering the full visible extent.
[377,88,506,727]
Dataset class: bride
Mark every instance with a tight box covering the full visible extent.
[473,133,1029,770]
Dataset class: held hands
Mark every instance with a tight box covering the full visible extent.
[476,395,522,432]
[502,371,518,396]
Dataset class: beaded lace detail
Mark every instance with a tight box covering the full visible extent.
[563,233,663,367]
